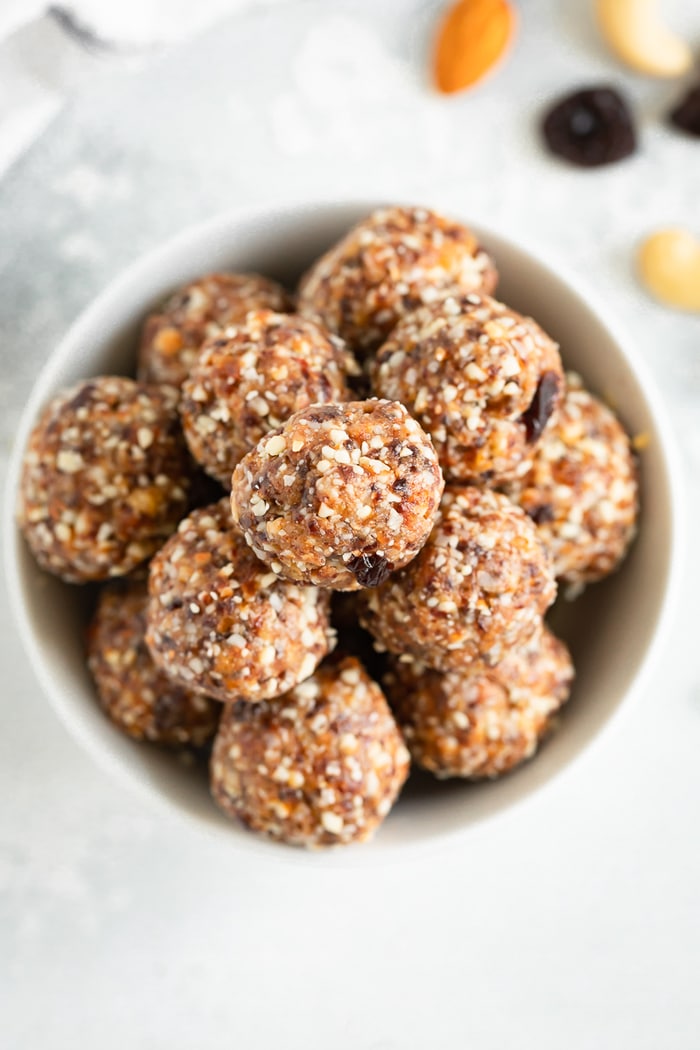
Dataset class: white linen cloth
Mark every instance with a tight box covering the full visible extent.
[0,0,288,174]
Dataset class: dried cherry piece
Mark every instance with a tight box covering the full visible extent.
[520,370,561,443]
[669,85,700,138]
[528,503,555,525]
[542,87,637,167]
[347,552,393,588]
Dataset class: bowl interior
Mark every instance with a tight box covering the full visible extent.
[4,201,678,859]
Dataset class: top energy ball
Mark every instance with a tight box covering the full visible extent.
[297,206,498,357]
[230,399,444,591]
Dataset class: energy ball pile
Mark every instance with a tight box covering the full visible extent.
[17,205,640,851]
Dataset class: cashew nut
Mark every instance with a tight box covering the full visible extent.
[638,229,700,313]
[595,0,692,77]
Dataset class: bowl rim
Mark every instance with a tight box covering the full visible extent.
[3,197,685,864]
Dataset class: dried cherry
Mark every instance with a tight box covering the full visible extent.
[542,87,636,167]
[669,85,700,138]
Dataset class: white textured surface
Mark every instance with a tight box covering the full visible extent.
[1,1,699,1046]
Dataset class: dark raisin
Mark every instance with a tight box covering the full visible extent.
[152,692,182,734]
[542,87,637,167]
[66,381,99,412]
[669,84,700,137]
[529,503,555,525]
[520,371,561,443]
[304,406,341,424]
[347,552,393,588]
[231,699,253,721]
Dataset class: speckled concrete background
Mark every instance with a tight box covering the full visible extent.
[2,2,699,1047]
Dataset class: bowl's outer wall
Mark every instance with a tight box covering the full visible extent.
[4,201,680,857]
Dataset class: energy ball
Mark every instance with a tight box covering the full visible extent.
[18,376,191,583]
[138,272,292,388]
[503,374,639,588]
[87,579,220,746]
[297,206,498,357]
[372,293,565,485]
[359,485,556,670]
[210,655,410,848]
[180,310,357,486]
[230,399,445,591]
[383,626,573,779]
[146,498,334,703]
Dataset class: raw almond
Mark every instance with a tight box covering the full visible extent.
[434,0,516,95]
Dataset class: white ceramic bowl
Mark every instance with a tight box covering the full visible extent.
[4,201,682,860]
